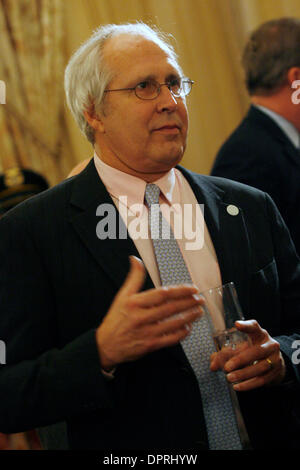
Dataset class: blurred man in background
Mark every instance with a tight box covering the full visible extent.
[211,17,300,255]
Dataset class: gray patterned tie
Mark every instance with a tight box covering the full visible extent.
[144,183,243,450]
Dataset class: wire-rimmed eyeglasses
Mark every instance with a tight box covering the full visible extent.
[104,77,194,100]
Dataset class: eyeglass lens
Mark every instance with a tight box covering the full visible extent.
[135,78,192,100]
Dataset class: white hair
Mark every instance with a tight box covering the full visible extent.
[64,22,182,144]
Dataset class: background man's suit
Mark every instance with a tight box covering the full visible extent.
[211,105,300,255]
[0,159,300,450]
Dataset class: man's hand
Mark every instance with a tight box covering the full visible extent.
[210,320,286,391]
[96,256,204,370]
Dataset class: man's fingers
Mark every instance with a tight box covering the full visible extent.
[229,351,285,391]
[232,375,272,392]
[210,348,236,371]
[235,319,259,331]
[143,324,194,354]
[119,256,146,296]
[235,319,266,340]
[126,295,203,329]
[149,305,202,336]
[224,340,280,372]
[146,296,203,323]
[132,284,201,308]
[226,352,278,384]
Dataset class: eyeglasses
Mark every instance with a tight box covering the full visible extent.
[104,77,194,100]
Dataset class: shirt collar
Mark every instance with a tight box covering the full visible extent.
[93,151,179,214]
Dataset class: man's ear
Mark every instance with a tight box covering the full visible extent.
[83,106,105,133]
[286,67,300,86]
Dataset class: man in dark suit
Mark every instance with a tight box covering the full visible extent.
[211,18,300,255]
[0,22,300,451]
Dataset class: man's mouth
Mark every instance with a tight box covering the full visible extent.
[153,124,180,134]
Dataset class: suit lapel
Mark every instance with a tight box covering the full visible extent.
[178,167,252,316]
[68,159,153,292]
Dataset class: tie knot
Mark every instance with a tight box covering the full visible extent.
[145,183,160,206]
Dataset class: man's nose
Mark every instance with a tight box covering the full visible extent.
[156,84,178,112]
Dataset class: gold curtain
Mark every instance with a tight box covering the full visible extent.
[0,0,65,185]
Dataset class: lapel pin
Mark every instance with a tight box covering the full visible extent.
[226,204,239,216]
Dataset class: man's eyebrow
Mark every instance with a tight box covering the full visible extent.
[127,74,156,86]
[128,72,181,86]
[165,72,181,81]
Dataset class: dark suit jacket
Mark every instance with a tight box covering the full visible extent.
[0,160,300,450]
[211,105,300,256]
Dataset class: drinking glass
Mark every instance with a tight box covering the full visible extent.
[200,282,251,356]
